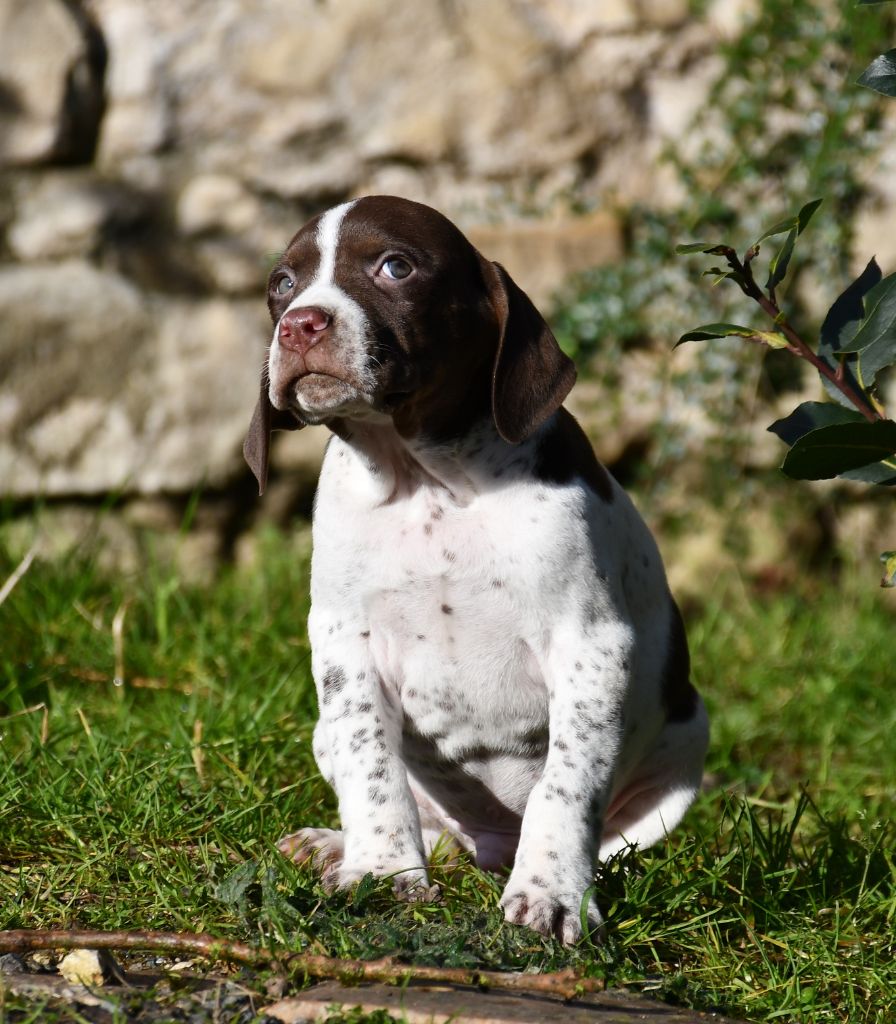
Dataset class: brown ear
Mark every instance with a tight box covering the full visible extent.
[483,260,576,444]
[243,366,302,495]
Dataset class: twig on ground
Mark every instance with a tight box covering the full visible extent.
[0,929,605,1000]
[0,544,38,607]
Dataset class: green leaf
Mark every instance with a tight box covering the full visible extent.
[755,218,800,243]
[818,259,882,408]
[881,551,896,589]
[676,323,789,348]
[676,322,755,345]
[674,242,732,255]
[766,229,798,290]
[834,272,896,387]
[795,197,824,231]
[765,199,823,292]
[675,321,774,346]
[858,49,896,97]
[840,458,896,485]
[700,267,747,288]
[214,860,260,914]
[755,198,823,244]
[352,872,379,904]
[768,401,864,447]
[780,419,896,480]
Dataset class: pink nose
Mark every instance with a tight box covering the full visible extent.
[278,306,332,355]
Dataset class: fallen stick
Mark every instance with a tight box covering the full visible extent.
[0,929,605,999]
[0,929,263,965]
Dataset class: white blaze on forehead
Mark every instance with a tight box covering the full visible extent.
[313,199,358,290]
[269,198,373,401]
[281,200,359,319]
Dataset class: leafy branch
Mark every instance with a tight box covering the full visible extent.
[677,202,883,423]
[676,197,896,587]
[857,0,896,97]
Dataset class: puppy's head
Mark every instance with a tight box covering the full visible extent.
[244,195,575,492]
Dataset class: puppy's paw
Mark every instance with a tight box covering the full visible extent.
[337,862,437,902]
[501,882,605,945]
[393,870,440,903]
[277,827,345,889]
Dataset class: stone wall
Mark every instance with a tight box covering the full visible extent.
[1,0,894,587]
[0,0,751,500]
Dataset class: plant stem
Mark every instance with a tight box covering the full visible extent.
[724,249,881,423]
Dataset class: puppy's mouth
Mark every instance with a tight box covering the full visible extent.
[290,372,365,411]
[269,334,416,423]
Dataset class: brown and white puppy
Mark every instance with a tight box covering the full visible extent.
[245,196,708,944]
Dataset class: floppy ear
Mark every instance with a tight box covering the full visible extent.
[483,259,576,444]
[243,365,302,495]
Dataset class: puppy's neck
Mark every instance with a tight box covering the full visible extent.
[331,416,517,506]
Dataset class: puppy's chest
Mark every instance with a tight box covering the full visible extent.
[314,480,562,740]
[362,492,534,660]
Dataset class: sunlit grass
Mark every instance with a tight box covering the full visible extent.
[1,524,894,1023]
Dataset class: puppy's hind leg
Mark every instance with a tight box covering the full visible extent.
[412,784,477,868]
[599,697,709,860]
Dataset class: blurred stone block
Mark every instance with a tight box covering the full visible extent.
[0,262,268,496]
[0,0,104,167]
[468,211,622,309]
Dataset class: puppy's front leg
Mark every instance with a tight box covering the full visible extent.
[285,610,430,896]
[501,620,634,944]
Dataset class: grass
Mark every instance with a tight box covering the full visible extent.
[1,520,894,1023]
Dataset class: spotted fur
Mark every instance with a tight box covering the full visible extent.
[245,196,709,944]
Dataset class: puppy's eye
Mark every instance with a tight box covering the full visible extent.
[380,257,413,281]
[273,274,294,296]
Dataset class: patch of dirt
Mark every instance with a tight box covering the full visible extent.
[1,955,745,1024]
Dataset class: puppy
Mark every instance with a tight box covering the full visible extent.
[244,195,708,943]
